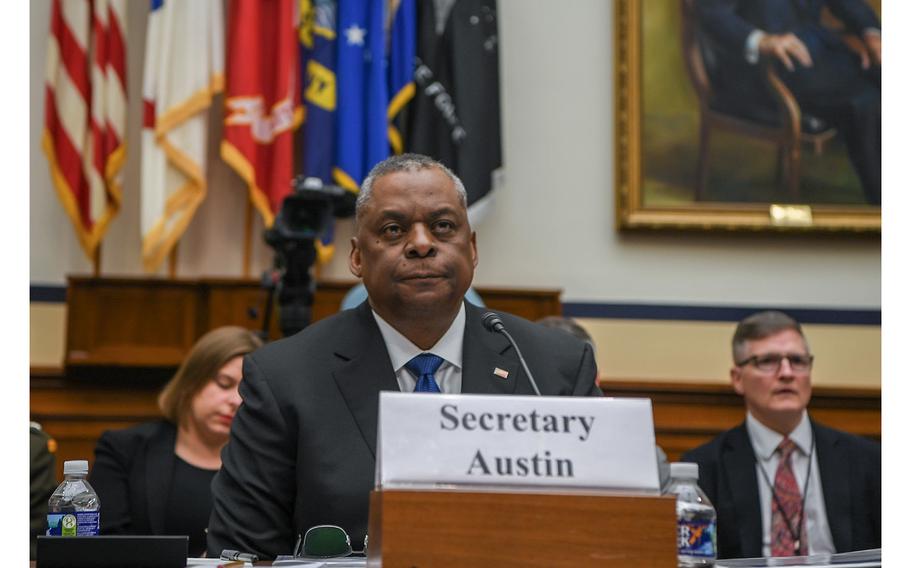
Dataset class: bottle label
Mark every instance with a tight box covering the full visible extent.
[678,517,716,558]
[47,511,100,536]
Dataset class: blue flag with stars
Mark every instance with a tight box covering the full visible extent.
[298,0,417,263]
[333,0,388,192]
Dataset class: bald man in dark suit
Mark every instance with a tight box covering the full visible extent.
[207,154,600,559]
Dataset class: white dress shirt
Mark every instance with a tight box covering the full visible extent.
[746,411,836,556]
[371,303,465,394]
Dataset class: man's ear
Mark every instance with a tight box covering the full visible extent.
[730,366,745,396]
[349,237,362,278]
[470,231,478,268]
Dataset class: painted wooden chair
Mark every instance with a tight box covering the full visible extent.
[679,0,837,202]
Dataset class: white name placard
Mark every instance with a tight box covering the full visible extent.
[376,392,660,492]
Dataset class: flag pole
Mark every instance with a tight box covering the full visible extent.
[168,243,178,278]
[243,199,253,278]
[92,243,102,277]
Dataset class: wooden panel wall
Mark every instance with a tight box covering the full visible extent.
[64,277,562,369]
[31,372,880,481]
[31,372,162,481]
[600,380,881,461]
[35,278,880,479]
[36,278,564,479]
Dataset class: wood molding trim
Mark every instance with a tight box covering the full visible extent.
[599,378,880,460]
[31,375,880,479]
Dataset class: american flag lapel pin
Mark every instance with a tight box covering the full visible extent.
[493,367,509,379]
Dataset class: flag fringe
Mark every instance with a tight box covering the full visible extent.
[387,81,415,121]
[141,111,214,271]
[42,129,119,261]
[315,241,335,265]
[332,167,360,194]
[154,74,225,138]
[104,141,127,203]
[140,179,206,272]
[221,140,277,228]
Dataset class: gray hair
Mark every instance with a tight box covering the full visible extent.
[732,310,810,363]
[356,153,468,222]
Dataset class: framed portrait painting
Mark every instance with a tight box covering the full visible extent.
[614,0,881,232]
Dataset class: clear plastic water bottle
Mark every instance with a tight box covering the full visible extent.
[666,462,716,567]
[46,460,100,537]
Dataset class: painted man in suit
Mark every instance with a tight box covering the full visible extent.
[696,0,881,204]
[683,311,880,559]
[206,153,601,559]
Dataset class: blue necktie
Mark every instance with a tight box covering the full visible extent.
[405,353,444,393]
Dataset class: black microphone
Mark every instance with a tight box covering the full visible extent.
[481,312,542,396]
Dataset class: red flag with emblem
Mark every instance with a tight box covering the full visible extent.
[221,0,302,227]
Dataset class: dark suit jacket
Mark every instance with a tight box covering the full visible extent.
[695,0,880,104]
[89,421,181,536]
[697,0,880,59]
[207,301,601,559]
[682,420,881,559]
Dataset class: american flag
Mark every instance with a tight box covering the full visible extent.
[42,0,127,261]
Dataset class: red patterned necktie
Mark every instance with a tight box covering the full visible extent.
[771,437,808,556]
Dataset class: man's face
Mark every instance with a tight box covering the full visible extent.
[349,166,477,323]
[731,329,813,427]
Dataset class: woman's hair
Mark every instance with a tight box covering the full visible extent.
[158,326,263,425]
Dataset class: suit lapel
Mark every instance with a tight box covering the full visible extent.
[332,302,399,458]
[331,303,523,455]
[461,304,520,395]
[722,424,764,558]
[814,421,851,552]
[145,423,177,534]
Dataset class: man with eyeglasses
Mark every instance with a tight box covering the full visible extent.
[682,310,880,560]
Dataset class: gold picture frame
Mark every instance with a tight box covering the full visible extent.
[614,0,881,233]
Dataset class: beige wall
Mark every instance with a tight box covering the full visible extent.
[29,1,880,384]
[30,304,65,369]
[31,302,880,388]
[579,318,880,388]
[30,0,880,307]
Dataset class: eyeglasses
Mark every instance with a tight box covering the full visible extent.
[736,353,814,373]
[295,525,367,559]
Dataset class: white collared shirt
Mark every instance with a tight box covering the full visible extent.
[371,303,465,394]
[746,411,835,556]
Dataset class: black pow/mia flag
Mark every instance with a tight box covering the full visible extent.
[405,0,502,220]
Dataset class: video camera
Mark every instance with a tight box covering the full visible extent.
[262,176,356,338]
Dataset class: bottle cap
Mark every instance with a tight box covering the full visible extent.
[670,462,699,480]
[63,460,89,476]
